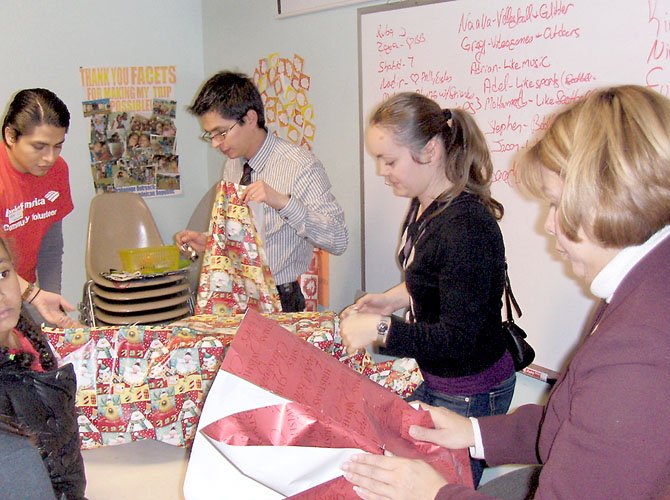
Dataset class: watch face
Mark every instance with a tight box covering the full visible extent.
[377,318,390,335]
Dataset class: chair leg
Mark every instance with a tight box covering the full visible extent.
[79,280,97,327]
[187,286,195,316]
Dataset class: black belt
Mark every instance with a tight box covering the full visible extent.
[277,281,300,294]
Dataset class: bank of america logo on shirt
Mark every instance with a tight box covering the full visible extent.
[6,205,23,224]
[44,191,60,202]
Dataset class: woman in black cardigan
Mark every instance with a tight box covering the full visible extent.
[340,92,514,486]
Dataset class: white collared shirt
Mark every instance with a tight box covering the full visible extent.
[223,133,348,285]
[590,225,670,302]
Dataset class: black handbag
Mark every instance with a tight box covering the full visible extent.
[502,264,535,371]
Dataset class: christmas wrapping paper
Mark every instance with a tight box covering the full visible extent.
[184,310,471,499]
[45,312,423,451]
[44,323,234,449]
[171,312,423,399]
[195,180,281,315]
[297,248,319,311]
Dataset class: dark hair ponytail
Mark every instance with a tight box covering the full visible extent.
[445,109,504,220]
[0,308,56,371]
[2,88,70,143]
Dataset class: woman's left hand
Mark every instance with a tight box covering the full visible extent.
[340,313,382,355]
[341,453,447,500]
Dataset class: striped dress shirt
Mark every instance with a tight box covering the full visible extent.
[222,133,348,286]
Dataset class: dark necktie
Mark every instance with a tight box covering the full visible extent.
[240,162,252,186]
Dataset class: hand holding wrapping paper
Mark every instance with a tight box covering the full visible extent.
[195,310,472,498]
[195,181,281,315]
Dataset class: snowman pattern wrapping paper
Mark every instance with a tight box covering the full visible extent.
[45,312,423,449]
[195,181,281,315]
[45,323,234,449]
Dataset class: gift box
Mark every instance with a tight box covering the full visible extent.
[195,180,281,315]
[184,310,471,499]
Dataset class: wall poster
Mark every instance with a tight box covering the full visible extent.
[80,65,180,197]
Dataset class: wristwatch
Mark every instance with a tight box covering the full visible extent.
[377,316,391,337]
[376,316,391,347]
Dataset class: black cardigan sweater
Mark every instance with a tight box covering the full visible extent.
[380,192,508,378]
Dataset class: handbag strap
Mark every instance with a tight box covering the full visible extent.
[504,262,523,321]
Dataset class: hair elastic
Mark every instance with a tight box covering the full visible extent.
[28,287,42,304]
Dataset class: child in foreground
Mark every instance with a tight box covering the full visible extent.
[0,236,86,499]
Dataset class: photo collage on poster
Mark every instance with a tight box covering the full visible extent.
[83,98,180,196]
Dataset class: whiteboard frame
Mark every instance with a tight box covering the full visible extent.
[277,0,375,18]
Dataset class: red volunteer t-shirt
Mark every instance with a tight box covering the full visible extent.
[0,141,74,282]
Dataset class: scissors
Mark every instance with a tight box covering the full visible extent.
[179,243,199,262]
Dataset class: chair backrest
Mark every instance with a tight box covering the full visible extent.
[85,193,164,280]
[186,181,218,232]
[184,181,219,292]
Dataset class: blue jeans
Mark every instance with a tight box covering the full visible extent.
[407,373,516,487]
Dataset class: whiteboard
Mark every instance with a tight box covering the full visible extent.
[358,0,670,373]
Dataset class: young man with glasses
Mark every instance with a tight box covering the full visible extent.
[176,71,348,312]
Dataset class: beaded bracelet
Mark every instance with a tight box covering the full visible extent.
[21,282,36,302]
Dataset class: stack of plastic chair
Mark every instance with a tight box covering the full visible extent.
[80,192,193,327]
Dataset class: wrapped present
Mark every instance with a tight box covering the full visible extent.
[296,248,331,310]
[195,180,281,315]
[297,248,319,311]
[44,324,235,449]
[184,310,470,499]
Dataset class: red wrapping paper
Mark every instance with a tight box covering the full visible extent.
[201,310,472,498]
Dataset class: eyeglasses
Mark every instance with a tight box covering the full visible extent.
[200,121,238,143]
